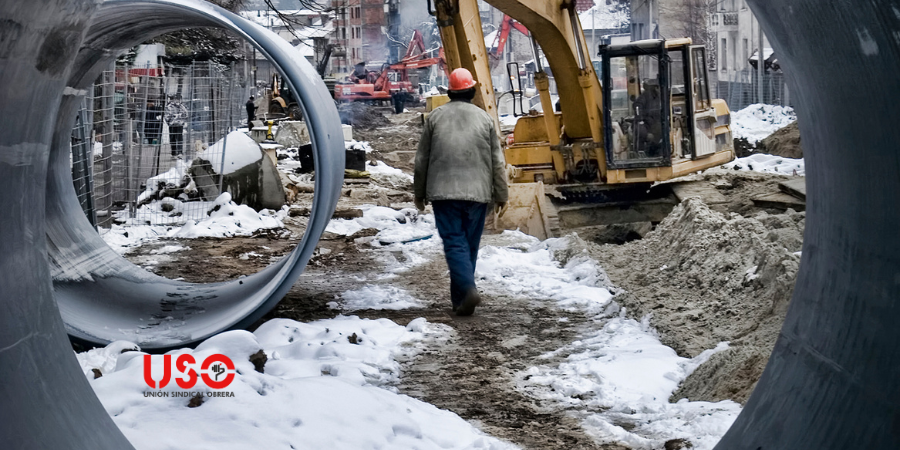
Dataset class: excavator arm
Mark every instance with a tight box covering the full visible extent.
[431,0,604,142]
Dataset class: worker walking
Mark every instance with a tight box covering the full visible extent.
[246,95,256,125]
[414,68,508,316]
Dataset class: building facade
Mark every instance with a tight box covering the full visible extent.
[709,0,787,108]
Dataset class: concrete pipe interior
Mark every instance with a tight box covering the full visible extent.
[48,0,344,351]
[0,0,898,449]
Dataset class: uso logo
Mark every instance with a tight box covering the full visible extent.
[143,354,235,389]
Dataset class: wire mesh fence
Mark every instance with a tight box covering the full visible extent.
[713,69,791,112]
[71,61,247,228]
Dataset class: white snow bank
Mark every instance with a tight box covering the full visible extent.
[476,232,614,315]
[76,316,517,450]
[518,315,739,450]
[722,153,805,176]
[197,130,263,175]
[333,284,425,311]
[731,103,796,144]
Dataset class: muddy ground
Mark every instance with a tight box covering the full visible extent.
[120,108,804,449]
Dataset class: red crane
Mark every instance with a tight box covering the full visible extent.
[489,15,530,69]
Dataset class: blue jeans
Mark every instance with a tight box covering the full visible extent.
[432,200,488,307]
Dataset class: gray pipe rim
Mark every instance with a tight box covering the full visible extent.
[48,0,344,351]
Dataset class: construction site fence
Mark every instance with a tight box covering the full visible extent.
[70,61,249,229]
[712,69,791,112]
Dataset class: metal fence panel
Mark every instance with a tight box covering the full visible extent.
[71,61,246,228]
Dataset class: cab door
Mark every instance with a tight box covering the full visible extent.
[687,46,718,158]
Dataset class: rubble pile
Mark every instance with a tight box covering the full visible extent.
[590,198,805,403]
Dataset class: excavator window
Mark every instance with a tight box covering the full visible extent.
[607,53,665,162]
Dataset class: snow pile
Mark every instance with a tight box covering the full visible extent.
[326,206,436,246]
[76,316,516,450]
[518,314,739,450]
[345,139,374,153]
[136,160,192,205]
[367,160,413,189]
[196,130,263,175]
[722,152,805,175]
[174,193,287,239]
[333,284,425,311]
[101,193,288,254]
[731,104,797,144]
[476,232,615,315]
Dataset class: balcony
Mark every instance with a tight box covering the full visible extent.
[712,11,740,32]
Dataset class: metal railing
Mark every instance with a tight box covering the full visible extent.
[713,68,791,112]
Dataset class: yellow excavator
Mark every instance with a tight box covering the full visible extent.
[427,0,735,238]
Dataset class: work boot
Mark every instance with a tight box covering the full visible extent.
[456,288,481,316]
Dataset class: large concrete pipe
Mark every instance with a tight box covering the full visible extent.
[1,0,343,448]
[1,1,135,448]
[49,0,344,351]
[713,1,900,449]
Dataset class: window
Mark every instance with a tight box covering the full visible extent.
[356,7,361,19]
[342,27,346,40]
[607,53,664,162]
[721,38,728,71]
[743,39,749,69]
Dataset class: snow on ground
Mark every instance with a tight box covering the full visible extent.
[476,232,615,316]
[76,316,516,450]
[475,232,741,448]
[731,103,796,144]
[102,193,288,254]
[518,315,739,450]
[332,284,425,311]
[366,160,414,189]
[722,152,805,176]
[327,205,436,247]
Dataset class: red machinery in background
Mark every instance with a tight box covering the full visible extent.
[489,14,529,70]
[334,30,447,103]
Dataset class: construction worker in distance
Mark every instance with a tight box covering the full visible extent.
[414,68,508,316]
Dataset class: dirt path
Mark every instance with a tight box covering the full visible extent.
[246,232,615,450]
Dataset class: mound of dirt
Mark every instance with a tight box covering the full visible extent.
[758,121,802,158]
[338,102,392,129]
[588,198,804,404]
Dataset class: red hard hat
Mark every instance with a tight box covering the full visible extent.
[448,68,477,91]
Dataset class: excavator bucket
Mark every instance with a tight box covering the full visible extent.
[494,182,556,240]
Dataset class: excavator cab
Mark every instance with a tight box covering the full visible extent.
[600,39,725,172]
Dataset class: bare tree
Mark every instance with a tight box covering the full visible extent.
[660,0,717,68]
